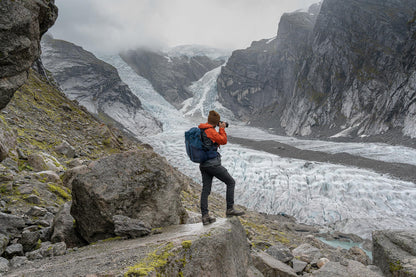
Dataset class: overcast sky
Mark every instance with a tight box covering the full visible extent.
[49,0,318,53]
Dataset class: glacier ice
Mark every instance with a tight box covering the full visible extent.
[101,53,416,239]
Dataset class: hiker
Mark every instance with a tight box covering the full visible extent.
[198,110,245,225]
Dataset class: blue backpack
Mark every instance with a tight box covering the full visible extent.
[185,127,217,163]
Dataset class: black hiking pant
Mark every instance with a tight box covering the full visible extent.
[200,164,235,216]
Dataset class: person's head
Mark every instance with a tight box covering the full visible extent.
[207,110,220,127]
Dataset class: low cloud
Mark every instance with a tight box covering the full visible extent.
[49,0,318,53]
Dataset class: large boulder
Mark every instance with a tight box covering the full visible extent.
[153,217,252,277]
[0,0,58,110]
[373,229,416,277]
[311,260,383,277]
[251,250,297,277]
[265,241,294,263]
[292,243,323,264]
[0,212,25,239]
[71,150,188,243]
[113,215,151,239]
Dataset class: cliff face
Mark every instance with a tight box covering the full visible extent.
[218,4,319,122]
[218,0,416,139]
[41,35,162,136]
[120,48,226,108]
[0,0,58,110]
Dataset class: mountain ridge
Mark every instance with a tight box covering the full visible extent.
[120,47,227,109]
[217,0,416,142]
[40,34,162,137]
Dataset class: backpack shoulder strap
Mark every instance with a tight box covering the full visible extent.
[199,127,218,149]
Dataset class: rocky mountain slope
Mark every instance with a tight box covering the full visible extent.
[120,47,227,108]
[217,0,416,140]
[40,35,162,137]
[0,0,58,110]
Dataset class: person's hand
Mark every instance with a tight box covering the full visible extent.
[219,122,226,128]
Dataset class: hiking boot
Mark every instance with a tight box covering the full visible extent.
[226,208,245,217]
[202,214,216,225]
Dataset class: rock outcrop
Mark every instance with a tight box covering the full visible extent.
[120,47,226,108]
[218,4,318,122]
[154,217,251,277]
[373,229,416,276]
[70,150,188,243]
[0,0,58,110]
[252,250,297,276]
[41,35,162,137]
[218,0,416,140]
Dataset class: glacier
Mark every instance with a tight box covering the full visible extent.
[100,54,416,239]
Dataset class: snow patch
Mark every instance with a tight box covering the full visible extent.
[266,37,276,44]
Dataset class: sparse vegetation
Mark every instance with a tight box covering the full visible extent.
[124,242,174,277]
[47,183,71,200]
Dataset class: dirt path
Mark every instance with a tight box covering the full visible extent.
[6,220,227,277]
[230,136,416,184]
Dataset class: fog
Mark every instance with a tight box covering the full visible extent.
[49,0,319,53]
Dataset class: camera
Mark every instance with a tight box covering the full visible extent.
[218,121,229,128]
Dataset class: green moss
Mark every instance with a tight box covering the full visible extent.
[151,227,162,234]
[200,231,212,238]
[102,137,112,146]
[35,239,42,250]
[181,241,192,249]
[18,160,33,172]
[47,183,71,200]
[124,242,174,277]
[102,236,122,242]
[90,236,122,246]
[0,184,8,194]
[389,260,403,273]
[240,218,290,245]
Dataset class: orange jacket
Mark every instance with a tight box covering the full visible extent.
[198,123,227,145]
